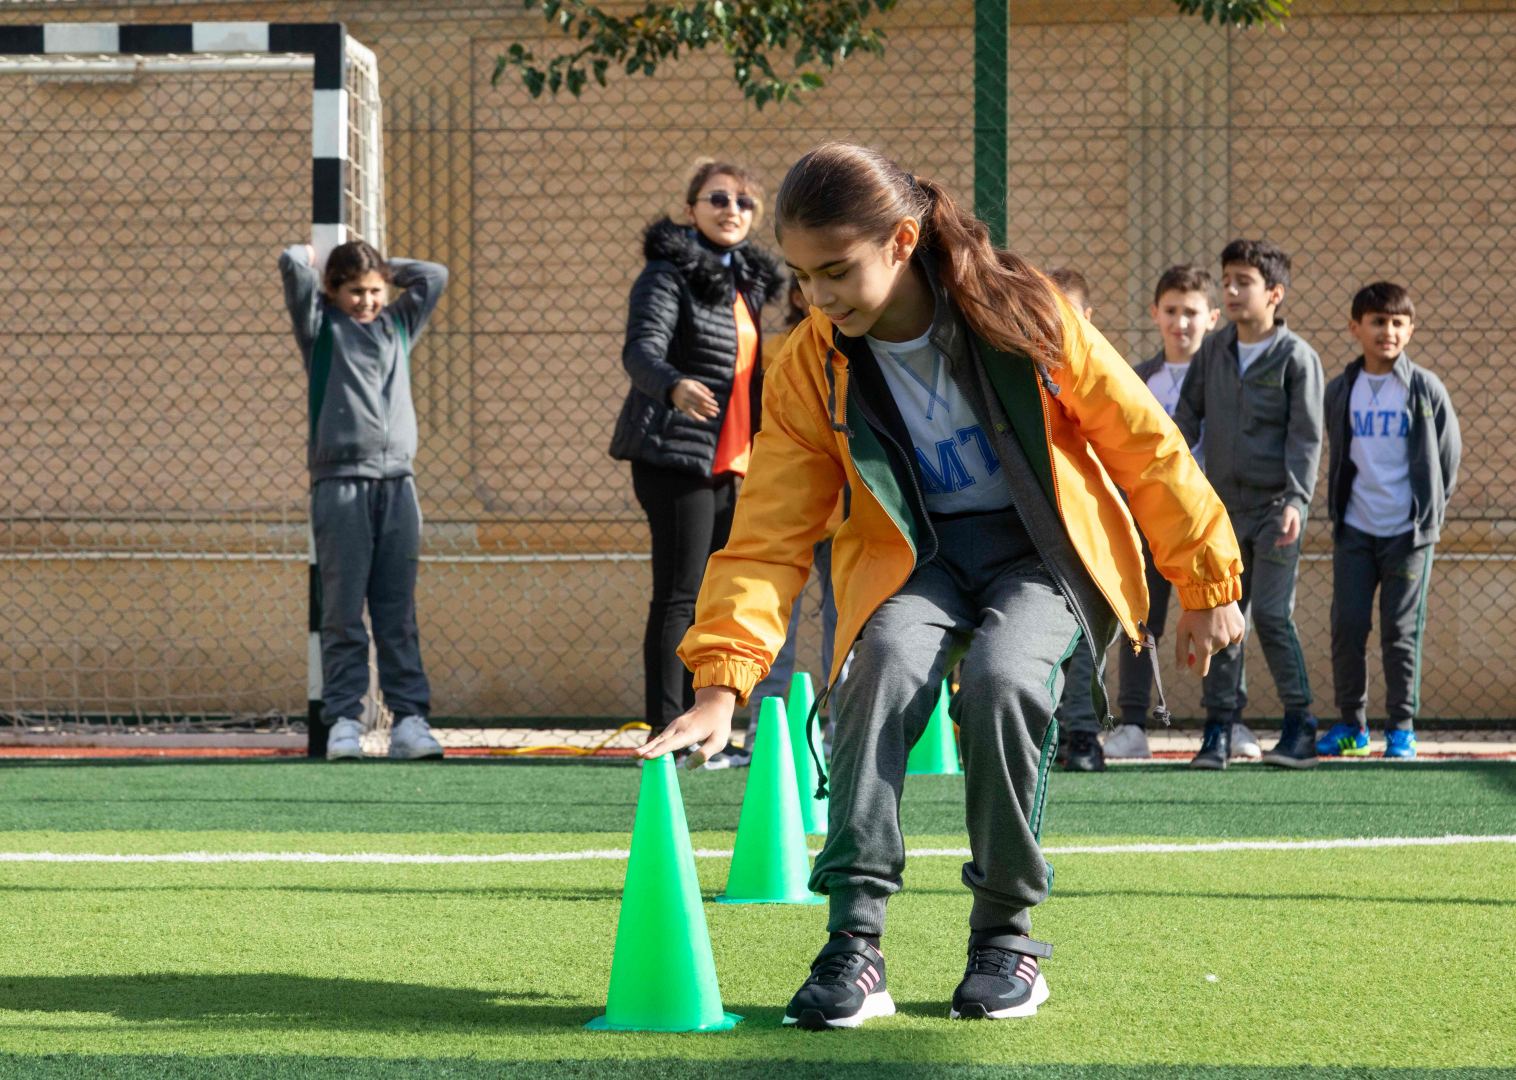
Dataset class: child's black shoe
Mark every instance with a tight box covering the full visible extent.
[783,934,894,1030]
[1189,718,1231,770]
[950,931,1051,1020]
[1262,712,1319,769]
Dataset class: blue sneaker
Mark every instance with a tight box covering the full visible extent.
[1316,722,1369,757]
[1384,729,1418,759]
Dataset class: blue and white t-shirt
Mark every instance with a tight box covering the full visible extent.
[868,328,1013,515]
[1344,372,1413,537]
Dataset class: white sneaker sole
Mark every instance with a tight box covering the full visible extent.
[783,990,895,1029]
[951,973,1050,1019]
[326,743,364,762]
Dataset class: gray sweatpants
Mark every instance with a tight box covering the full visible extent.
[312,476,430,723]
[810,510,1081,937]
[1332,525,1433,732]
[1202,503,1312,716]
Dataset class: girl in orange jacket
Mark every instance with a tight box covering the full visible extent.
[641,143,1245,1029]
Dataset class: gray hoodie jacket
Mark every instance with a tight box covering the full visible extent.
[1324,352,1461,546]
[1174,320,1324,514]
[279,246,448,481]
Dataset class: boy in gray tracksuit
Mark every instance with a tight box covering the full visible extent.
[1318,282,1460,760]
[279,241,449,761]
[1175,239,1324,770]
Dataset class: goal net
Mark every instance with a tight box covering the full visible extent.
[0,26,385,743]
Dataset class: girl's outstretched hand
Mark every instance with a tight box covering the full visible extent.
[1174,602,1246,677]
[638,685,737,768]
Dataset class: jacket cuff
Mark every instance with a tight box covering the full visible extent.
[1283,494,1310,515]
[1178,575,1243,611]
[691,658,767,705]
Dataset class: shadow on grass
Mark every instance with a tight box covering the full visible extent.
[0,1053,1511,1080]
[0,883,625,901]
[0,972,587,1033]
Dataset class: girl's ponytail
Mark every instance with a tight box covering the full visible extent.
[913,177,1064,367]
[776,142,1066,366]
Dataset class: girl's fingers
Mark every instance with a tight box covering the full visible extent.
[637,725,686,759]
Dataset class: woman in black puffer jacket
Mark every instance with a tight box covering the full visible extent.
[610,159,785,742]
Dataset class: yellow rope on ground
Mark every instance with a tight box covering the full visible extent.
[485,721,651,757]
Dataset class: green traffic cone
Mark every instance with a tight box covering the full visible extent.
[586,753,741,1032]
[716,696,825,905]
[785,671,828,836]
[906,679,962,776]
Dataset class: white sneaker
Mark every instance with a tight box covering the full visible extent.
[1230,722,1263,761]
[388,714,444,760]
[1101,723,1151,759]
[326,718,365,761]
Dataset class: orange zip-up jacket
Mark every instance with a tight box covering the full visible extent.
[678,295,1243,702]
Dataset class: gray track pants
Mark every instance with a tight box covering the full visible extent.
[1332,525,1433,731]
[1202,503,1312,716]
[312,476,430,723]
[810,510,1081,937]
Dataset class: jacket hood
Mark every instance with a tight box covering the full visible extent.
[642,217,784,307]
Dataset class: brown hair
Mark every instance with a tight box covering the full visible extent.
[1220,238,1290,290]
[1153,264,1217,307]
[774,142,1065,365]
[685,158,765,225]
[323,240,391,294]
[1048,267,1091,309]
[1351,281,1415,322]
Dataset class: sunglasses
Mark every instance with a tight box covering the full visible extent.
[694,191,756,213]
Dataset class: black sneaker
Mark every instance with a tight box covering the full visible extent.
[1262,712,1319,769]
[951,931,1052,1020]
[1189,718,1230,770]
[783,935,895,1030]
[1062,730,1105,772]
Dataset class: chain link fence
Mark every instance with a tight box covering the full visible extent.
[1,0,1512,735]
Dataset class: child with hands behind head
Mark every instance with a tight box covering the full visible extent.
[639,143,1244,1029]
[278,240,449,762]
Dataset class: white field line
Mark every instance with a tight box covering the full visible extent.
[1,834,1514,865]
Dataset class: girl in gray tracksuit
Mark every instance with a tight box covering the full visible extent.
[278,241,449,760]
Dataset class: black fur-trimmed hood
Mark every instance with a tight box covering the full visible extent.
[642,217,785,307]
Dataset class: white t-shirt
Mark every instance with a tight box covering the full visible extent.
[1344,372,1413,537]
[1147,360,1204,469]
[1236,331,1277,375]
[1146,361,1190,417]
[868,329,1013,515]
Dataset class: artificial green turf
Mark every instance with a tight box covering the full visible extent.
[2,760,1514,1077]
[2,758,1513,837]
[1,846,1513,1073]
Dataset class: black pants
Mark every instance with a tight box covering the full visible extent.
[1332,525,1433,731]
[631,462,737,734]
[1114,540,1173,727]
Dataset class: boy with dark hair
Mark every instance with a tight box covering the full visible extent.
[1318,283,1460,759]
[1105,265,1263,760]
[1175,239,1324,769]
